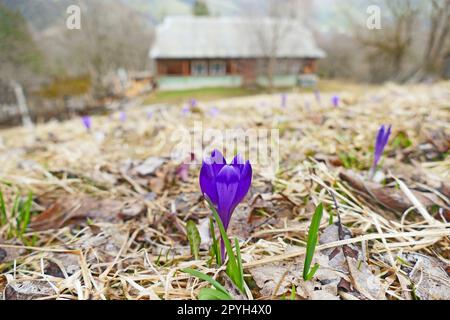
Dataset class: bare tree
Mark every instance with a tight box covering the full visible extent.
[412,0,450,80]
[344,0,421,82]
[343,0,450,83]
[254,18,292,91]
[244,0,314,90]
[316,31,371,81]
[43,0,154,98]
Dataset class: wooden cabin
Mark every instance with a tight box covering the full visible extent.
[149,17,326,90]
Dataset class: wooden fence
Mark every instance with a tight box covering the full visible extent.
[0,79,32,127]
[0,79,94,128]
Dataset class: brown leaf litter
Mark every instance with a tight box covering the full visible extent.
[249,224,389,300]
[0,82,449,300]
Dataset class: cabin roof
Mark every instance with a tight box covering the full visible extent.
[150,16,326,59]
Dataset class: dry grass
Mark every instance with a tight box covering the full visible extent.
[0,81,449,300]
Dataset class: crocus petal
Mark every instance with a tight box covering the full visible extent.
[233,160,252,205]
[231,154,245,174]
[332,95,339,107]
[215,165,239,229]
[81,116,92,130]
[383,125,392,148]
[176,163,189,182]
[376,125,385,150]
[200,149,227,204]
[199,161,219,204]
[207,149,227,176]
[374,125,385,164]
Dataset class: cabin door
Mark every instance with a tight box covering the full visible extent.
[240,60,257,87]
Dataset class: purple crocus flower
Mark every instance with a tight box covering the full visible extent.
[119,111,126,122]
[209,107,219,117]
[190,98,197,108]
[176,153,195,182]
[182,105,190,116]
[370,124,392,177]
[199,150,252,259]
[176,163,190,182]
[332,95,340,107]
[81,115,92,131]
[146,111,153,119]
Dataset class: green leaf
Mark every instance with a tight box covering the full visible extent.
[182,268,232,298]
[290,284,296,300]
[209,217,221,265]
[11,195,19,219]
[198,288,232,300]
[305,263,320,281]
[234,237,244,292]
[206,199,241,291]
[303,202,323,281]
[0,189,7,226]
[392,132,412,149]
[186,220,201,260]
[19,192,33,236]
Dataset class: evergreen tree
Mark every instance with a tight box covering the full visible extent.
[193,0,209,16]
[0,3,43,77]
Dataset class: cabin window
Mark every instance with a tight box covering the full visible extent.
[191,61,208,76]
[274,60,289,75]
[209,60,226,76]
[159,60,184,75]
[289,61,301,74]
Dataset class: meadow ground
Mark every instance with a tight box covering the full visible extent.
[0,81,448,300]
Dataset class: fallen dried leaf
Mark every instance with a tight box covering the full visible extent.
[340,170,446,215]
[221,272,248,300]
[30,195,145,231]
[399,252,450,300]
[133,157,166,176]
[4,280,55,300]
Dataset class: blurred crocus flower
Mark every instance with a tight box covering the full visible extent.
[176,163,190,182]
[199,150,252,259]
[190,98,197,108]
[177,153,195,182]
[209,107,219,117]
[119,111,126,122]
[370,124,392,177]
[81,115,92,131]
[147,111,153,119]
[281,93,287,108]
[332,95,340,107]
[182,106,189,116]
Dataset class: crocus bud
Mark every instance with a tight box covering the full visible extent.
[81,115,92,131]
[332,95,340,107]
[370,124,392,178]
